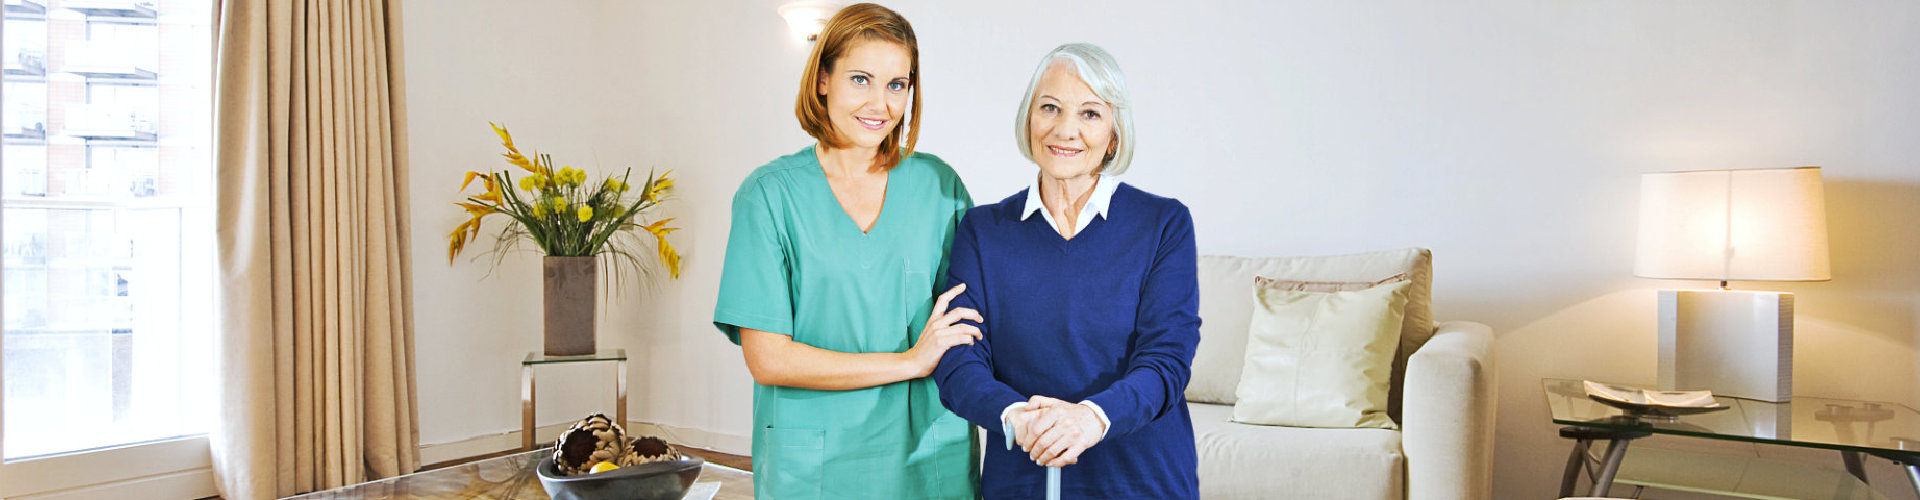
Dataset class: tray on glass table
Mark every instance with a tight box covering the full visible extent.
[1583,380,1729,418]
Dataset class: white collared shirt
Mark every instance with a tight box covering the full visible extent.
[1021,173,1119,239]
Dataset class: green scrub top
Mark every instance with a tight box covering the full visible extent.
[713,146,977,500]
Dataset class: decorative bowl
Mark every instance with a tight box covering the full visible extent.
[536,452,703,500]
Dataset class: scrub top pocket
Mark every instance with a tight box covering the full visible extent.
[761,425,825,500]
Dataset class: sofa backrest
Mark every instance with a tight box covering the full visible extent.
[1185,248,1435,420]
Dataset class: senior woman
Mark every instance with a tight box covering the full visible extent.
[714,4,980,499]
[933,43,1200,499]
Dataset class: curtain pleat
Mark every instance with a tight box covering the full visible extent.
[213,0,417,497]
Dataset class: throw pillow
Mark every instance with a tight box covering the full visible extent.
[1186,249,1433,416]
[1231,278,1410,429]
[1250,273,1407,293]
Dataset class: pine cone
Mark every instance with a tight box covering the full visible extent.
[552,413,682,475]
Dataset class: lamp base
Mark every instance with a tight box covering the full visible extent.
[1656,289,1792,402]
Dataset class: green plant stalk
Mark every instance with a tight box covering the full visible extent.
[585,169,663,253]
[490,171,553,254]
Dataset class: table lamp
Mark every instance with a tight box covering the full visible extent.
[1635,167,1829,402]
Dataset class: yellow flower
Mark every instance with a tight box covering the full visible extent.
[490,122,541,174]
[447,222,472,264]
[642,171,675,203]
[460,172,503,204]
[519,174,550,192]
[557,167,585,186]
[640,218,682,278]
[456,202,496,218]
[452,125,686,282]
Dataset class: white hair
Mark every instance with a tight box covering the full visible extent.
[1014,43,1136,176]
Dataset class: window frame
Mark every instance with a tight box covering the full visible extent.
[0,3,218,497]
[0,435,216,498]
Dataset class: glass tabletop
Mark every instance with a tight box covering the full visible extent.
[284,447,752,499]
[523,348,628,365]
[1544,378,1920,459]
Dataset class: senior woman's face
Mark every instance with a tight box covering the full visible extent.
[1027,61,1114,180]
[817,40,912,151]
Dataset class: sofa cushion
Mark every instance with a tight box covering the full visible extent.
[1187,249,1435,409]
[1191,402,1405,499]
[1232,279,1408,429]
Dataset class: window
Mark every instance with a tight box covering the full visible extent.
[2,0,214,464]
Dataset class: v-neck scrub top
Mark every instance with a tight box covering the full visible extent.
[714,146,977,499]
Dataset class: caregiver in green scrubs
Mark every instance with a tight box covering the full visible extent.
[712,4,980,499]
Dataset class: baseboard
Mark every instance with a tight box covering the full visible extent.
[6,468,216,500]
[625,422,751,456]
[419,421,750,466]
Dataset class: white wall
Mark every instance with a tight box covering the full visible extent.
[403,1,1920,497]
[404,0,625,450]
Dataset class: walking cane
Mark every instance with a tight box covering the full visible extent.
[1004,420,1062,500]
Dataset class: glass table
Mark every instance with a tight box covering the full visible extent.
[284,447,753,499]
[1544,378,1920,498]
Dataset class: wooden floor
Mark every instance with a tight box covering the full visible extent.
[420,444,750,473]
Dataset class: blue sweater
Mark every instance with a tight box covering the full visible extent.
[933,183,1201,500]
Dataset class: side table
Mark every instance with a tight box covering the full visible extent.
[523,349,628,450]
[1544,378,1920,498]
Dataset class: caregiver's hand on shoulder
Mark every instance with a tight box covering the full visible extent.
[906,284,983,376]
[1023,396,1105,467]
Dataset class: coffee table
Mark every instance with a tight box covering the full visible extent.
[1544,378,1920,498]
[284,447,753,499]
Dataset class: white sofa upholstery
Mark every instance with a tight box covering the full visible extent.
[1189,252,1496,499]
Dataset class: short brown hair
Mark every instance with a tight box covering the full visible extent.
[794,3,921,171]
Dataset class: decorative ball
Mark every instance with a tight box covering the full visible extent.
[552,413,683,476]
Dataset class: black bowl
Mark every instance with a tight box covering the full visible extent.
[536,453,703,500]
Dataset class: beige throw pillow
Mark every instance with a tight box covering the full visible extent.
[1250,273,1408,293]
[1186,249,1433,411]
[1231,278,1410,429]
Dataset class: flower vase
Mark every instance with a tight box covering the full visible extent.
[543,256,597,356]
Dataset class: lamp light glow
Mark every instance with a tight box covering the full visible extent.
[778,1,840,42]
[1635,167,1831,283]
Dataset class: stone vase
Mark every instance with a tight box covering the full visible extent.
[543,256,597,356]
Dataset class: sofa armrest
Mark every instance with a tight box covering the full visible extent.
[1402,320,1497,500]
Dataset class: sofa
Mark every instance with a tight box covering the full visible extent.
[1187,249,1496,499]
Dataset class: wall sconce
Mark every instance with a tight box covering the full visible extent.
[778,1,841,42]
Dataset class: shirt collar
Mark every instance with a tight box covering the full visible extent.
[1021,173,1118,223]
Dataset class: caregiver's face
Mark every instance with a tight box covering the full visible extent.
[818,39,912,151]
[1027,61,1114,180]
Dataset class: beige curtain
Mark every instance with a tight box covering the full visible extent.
[211,0,418,498]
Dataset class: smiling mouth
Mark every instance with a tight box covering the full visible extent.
[855,117,888,131]
[1046,145,1084,158]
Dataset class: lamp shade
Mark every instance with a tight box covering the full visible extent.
[1635,167,1830,282]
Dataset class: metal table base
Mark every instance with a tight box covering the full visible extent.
[521,349,628,450]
